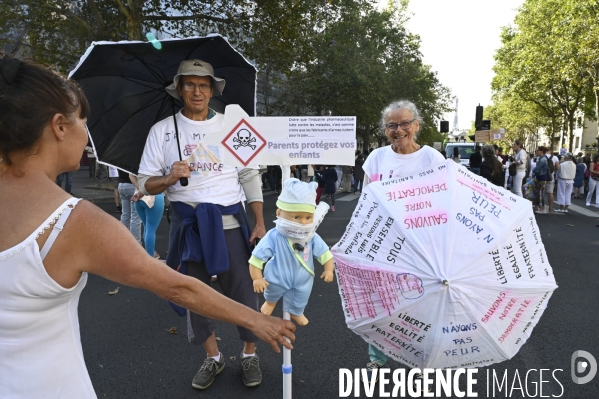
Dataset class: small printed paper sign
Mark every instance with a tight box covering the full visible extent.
[199,105,357,167]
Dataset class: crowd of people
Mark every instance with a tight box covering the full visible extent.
[459,141,599,213]
[1,53,597,398]
[2,53,451,397]
[258,153,367,213]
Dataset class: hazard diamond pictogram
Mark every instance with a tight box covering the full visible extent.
[222,119,267,166]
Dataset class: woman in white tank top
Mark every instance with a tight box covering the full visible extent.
[0,57,295,398]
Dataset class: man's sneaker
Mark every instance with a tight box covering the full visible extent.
[192,353,225,390]
[586,202,590,206]
[362,361,385,383]
[240,353,262,387]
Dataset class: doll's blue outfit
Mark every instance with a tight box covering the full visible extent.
[249,229,333,315]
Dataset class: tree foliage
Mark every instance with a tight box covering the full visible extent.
[491,0,597,151]
[272,2,451,147]
[1,0,452,147]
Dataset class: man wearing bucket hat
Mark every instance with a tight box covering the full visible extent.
[137,59,267,390]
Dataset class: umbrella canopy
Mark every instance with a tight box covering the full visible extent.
[69,34,257,174]
[331,160,557,369]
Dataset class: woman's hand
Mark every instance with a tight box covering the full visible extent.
[251,314,296,352]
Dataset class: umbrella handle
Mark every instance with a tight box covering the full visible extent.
[171,100,189,187]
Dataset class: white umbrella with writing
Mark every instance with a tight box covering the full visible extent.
[331,160,557,369]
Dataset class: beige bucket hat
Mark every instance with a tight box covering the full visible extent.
[165,59,226,100]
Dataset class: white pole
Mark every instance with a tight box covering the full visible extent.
[283,311,292,399]
[281,165,292,399]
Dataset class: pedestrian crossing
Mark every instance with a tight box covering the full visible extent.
[336,193,361,202]
[564,204,599,217]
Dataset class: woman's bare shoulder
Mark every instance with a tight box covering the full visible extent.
[68,200,121,234]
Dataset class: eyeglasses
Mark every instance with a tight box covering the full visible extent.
[385,120,416,132]
[181,82,212,93]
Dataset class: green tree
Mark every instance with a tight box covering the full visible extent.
[557,0,599,124]
[273,2,451,147]
[491,0,595,151]
[485,94,555,152]
[1,0,352,74]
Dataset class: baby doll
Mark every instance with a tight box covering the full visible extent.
[249,178,335,325]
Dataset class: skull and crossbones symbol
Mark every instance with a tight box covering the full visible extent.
[233,129,256,150]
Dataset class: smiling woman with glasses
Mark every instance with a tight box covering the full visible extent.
[351,99,445,381]
[384,119,416,132]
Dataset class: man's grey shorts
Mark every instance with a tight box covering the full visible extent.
[545,180,555,193]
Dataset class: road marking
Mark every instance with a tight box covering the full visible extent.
[337,193,360,202]
[567,203,599,217]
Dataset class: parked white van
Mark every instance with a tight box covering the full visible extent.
[444,143,476,169]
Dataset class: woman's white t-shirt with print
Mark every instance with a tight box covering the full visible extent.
[363,145,445,183]
[138,111,245,206]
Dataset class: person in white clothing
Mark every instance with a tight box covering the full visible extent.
[136,59,269,390]
[360,99,445,382]
[511,140,528,197]
[542,151,557,213]
[556,153,576,213]
[0,56,295,399]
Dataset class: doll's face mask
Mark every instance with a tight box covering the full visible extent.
[274,218,314,244]
[274,202,330,246]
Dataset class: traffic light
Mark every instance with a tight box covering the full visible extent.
[440,121,449,133]
[475,105,483,129]
[481,120,491,130]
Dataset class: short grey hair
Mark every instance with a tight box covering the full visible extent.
[380,99,422,132]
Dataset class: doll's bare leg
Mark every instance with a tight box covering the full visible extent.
[290,314,309,326]
[261,301,277,315]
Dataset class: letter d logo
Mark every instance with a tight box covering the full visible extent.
[571,350,597,384]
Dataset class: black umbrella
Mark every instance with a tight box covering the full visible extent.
[69,34,257,174]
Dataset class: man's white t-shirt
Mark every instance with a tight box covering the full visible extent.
[138,111,244,206]
[363,145,445,183]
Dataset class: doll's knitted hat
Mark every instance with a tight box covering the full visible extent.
[277,178,318,213]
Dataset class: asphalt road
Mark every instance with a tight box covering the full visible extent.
[80,190,599,399]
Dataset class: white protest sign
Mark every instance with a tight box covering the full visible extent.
[108,166,118,178]
[194,105,357,167]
